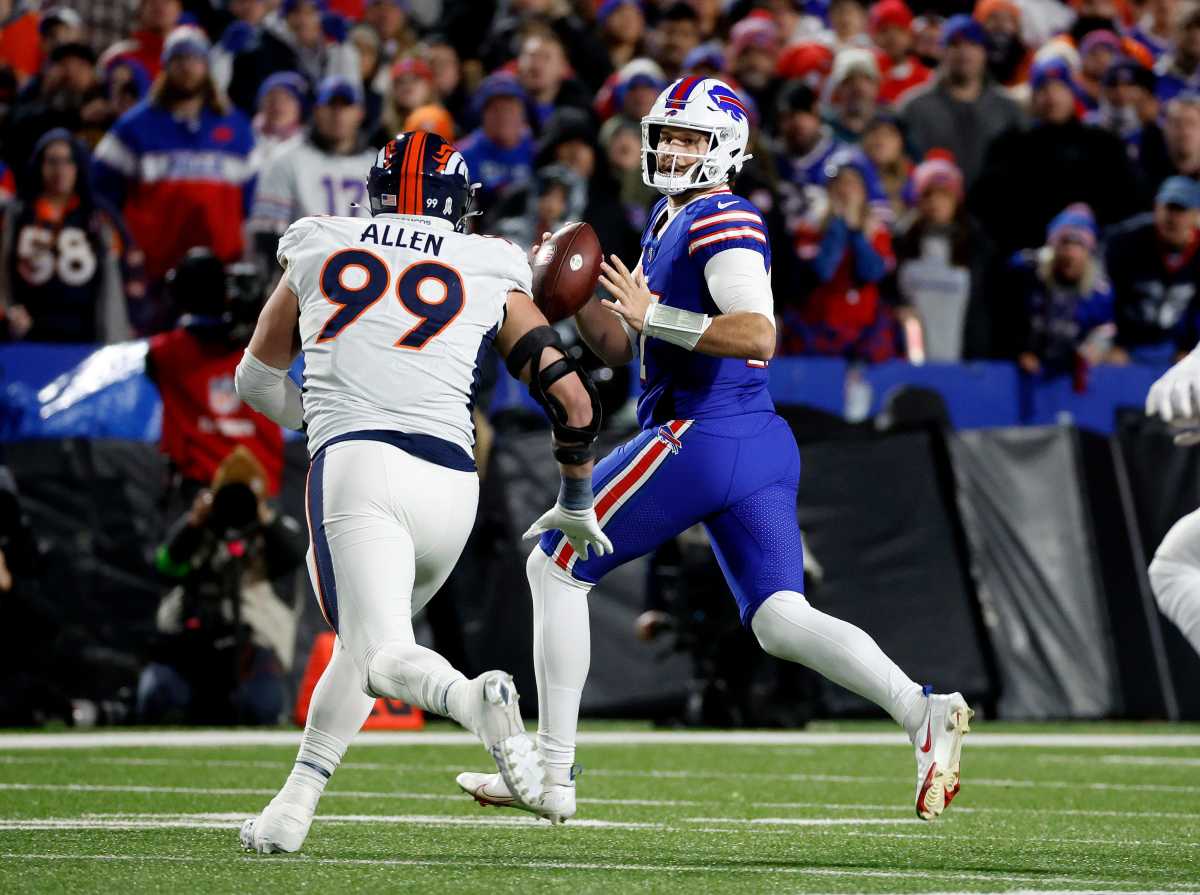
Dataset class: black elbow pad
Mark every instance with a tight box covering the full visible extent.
[506,325,602,462]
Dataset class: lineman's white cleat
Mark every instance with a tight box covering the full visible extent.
[239,795,314,854]
[912,690,973,820]
[462,671,545,807]
[456,770,576,825]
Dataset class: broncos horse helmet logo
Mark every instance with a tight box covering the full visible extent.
[707,84,747,122]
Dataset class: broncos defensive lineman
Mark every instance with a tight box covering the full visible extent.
[232,131,610,853]
[457,76,973,822]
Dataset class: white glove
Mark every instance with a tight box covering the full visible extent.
[1146,348,1200,444]
[523,503,613,561]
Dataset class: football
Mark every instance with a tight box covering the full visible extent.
[531,221,602,323]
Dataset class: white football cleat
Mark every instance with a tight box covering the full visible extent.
[912,690,973,820]
[464,671,544,807]
[239,795,314,854]
[456,770,576,824]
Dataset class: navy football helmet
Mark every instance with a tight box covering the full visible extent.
[366,131,476,230]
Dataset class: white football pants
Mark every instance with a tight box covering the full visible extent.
[1149,506,1200,658]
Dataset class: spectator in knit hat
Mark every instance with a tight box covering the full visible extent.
[594,57,665,122]
[889,151,994,360]
[599,0,647,71]
[91,26,254,331]
[459,72,535,214]
[1140,91,1200,191]
[249,71,306,179]
[104,57,152,121]
[870,0,932,104]
[227,0,360,115]
[680,42,724,79]
[899,14,1024,188]
[1078,29,1123,109]
[99,0,182,82]
[1087,59,1160,160]
[652,1,702,81]
[377,56,435,143]
[780,147,899,362]
[1005,203,1115,375]
[825,47,882,142]
[1107,176,1200,363]
[976,0,1031,88]
[517,23,592,128]
[972,57,1142,256]
[727,11,783,115]
[1155,8,1200,104]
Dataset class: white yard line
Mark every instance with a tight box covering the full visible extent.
[3,730,1200,749]
[1038,754,1200,768]
[0,850,1189,890]
[0,812,658,831]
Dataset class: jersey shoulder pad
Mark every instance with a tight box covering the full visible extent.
[686,193,768,260]
[277,216,321,272]
[475,234,533,297]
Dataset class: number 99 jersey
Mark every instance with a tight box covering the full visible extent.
[278,213,532,467]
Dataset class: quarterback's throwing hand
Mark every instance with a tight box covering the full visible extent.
[523,503,613,561]
[1147,348,1200,444]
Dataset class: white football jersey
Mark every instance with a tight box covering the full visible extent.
[278,213,532,459]
[251,140,377,233]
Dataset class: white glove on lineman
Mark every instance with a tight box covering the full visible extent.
[523,504,613,560]
[1146,347,1200,445]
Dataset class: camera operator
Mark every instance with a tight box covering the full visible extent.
[137,446,306,725]
[147,249,285,512]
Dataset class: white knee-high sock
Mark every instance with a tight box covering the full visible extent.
[528,547,592,785]
[278,637,374,811]
[366,641,468,725]
[752,590,925,737]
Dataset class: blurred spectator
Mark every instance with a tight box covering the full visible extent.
[404,103,456,142]
[599,113,656,234]
[378,56,437,143]
[1077,30,1122,110]
[1139,91,1200,192]
[869,0,932,104]
[227,0,359,115]
[103,57,152,122]
[516,23,591,128]
[1154,7,1200,104]
[1087,59,1160,161]
[364,0,416,69]
[726,12,782,115]
[600,0,647,71]
[0,129,138,344]
[900,14,1024,189]
[1005,203,1115,376]
[889,152,992,360]
[480,0,611,92]
[92,27,255,330]
[976,0,1031,90]
[1128,0,1178,62]
[250,76,374,274]
[459,72,535,213]
[824,47,881,143]
[99,0,182,82]
[348,22,384,129]
[4,41,109,168]
[911,14,944,69]
[0,0,44,84]
[652,1,702,81]
[1107,176,1200,364]
[496,162,585,249]
[861,114,913,219]
[249,71,307,176]
[138,446,305,726]
[147,248,284,495]
[973,58,1142,256]
[828,0,871,48]
[210,0,270,97]
[37,7,86,57]
[781,148,898,362]
[595,57,665,123]
[680,41,724,79]
[424,34,469,124]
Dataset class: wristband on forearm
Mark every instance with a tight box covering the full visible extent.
[557,475,593,510]
[642,302,712,350]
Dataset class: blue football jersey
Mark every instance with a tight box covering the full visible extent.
[635,189,776,428]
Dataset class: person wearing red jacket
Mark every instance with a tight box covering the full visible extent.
[869,0,931,105]
[98,0,182,81]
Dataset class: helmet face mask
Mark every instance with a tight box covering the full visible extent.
[641,76,752,196]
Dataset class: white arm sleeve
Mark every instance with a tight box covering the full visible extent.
[703,248,776,328]
[235,349,305,430]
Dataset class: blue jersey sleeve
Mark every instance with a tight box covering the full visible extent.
[685,195,770,270]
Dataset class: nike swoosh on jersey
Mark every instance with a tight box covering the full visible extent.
[716,200,738,209]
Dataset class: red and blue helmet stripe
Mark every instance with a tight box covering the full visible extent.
[664,75,704,110]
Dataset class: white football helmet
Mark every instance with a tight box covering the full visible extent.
[641,76,752,196]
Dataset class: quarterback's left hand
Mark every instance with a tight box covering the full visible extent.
[1147,348,1200,443]
[599,255,652,334]
[522,503,613,561]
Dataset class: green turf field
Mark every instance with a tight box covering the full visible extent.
[1,722,1198,894]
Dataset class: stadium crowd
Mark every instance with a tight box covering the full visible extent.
[2,0,1200,367]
